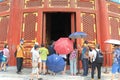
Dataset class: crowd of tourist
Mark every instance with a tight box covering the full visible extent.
[0,39,120,80]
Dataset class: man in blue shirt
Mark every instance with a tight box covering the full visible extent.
[81,40,89,76]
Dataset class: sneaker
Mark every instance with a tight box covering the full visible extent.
[38,78,43,80]
[1,69,4,71]
[16,71,22,74]
[81,74,87,77]
[0,70,2,72]
[3,70,6,72]
[16,71,19,74]
[42,73,47,75]
[39,73,42,75]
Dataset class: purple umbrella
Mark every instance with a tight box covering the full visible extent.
[69,32,87,39]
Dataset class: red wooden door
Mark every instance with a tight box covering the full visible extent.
[0,16,9,49]
[21,12,38,67]
[80,13,97,43]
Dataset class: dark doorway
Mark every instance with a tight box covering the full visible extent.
[46,12,71,43]
[46,12,73,65]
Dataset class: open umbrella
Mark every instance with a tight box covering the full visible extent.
[46,54,65,73]
[54,38,73,54]
[69,32,87,39]
[104,39,120,45]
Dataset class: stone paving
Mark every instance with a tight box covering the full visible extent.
[0,66,119,80]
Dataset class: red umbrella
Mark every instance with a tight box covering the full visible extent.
[54,38,73,54]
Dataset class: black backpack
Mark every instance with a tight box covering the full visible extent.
[0,51,3,56]
[14,49,17,57]
[95,49,104,64]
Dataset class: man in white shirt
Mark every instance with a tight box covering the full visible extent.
[89,44,102,80]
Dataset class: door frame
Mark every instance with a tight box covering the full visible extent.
[42,12,76,45]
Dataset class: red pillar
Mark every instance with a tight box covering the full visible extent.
[98,0,110,51]
[42,13,46,44]
[76,11,81,45]
[76,11,83,71]
[7,0,23,66]
[37,11,43,45]
[71,13,75,33]
[98,0,111,68]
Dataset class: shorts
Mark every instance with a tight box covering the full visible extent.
[112,63,120,74]
[32,62,38,68]
[38,58,41,62]
[32,67,39,74]
[2,57,7,63]
[42,60,46,63]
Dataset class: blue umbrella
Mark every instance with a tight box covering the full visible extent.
[46,54,65,73]
[69,32,87,38]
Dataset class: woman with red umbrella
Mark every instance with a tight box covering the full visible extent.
[54,38,73,54]
[54,38,74,75]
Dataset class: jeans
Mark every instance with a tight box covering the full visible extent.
[16,58,23,72]
[70,58,77,75]
[82,58,88,75]
[91,62,102,79]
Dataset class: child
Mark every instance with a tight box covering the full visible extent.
[39,44,49,75]
[0,44,10,71]
[30,45,42,80]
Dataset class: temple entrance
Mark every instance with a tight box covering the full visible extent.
[45,12,75,65]
[45,12,71,43]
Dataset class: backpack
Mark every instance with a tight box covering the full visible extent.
[95,49,104,64]
[14,49,17,57]
[0,51,3,56]
[0,51,3,62]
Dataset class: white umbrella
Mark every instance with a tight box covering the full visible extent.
[104,39,120,45]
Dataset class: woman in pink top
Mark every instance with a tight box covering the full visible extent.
[69,47,78,76]
[1,44,10,71]
[3,44,10,61]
